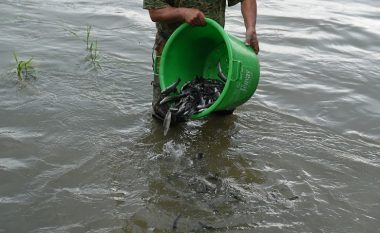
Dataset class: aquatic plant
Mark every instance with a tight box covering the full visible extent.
[64,25,102,70]
[85,25,101,70]
[86,25,92,50]
[13,52,36,81]
[89,40,99,63]
[63,27,80,40]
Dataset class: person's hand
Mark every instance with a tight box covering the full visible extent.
[181,8,206,26]
[245,27,259,54]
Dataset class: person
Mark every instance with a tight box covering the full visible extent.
[143,0,259,120]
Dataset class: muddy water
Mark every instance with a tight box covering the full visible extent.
[0,0,379,232]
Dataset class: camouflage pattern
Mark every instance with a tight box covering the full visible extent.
[151,34,166,112]
[143,0,242,39]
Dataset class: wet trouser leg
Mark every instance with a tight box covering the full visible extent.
[151,35,166,120]
[151,74,164,120]
[152,74,161,108]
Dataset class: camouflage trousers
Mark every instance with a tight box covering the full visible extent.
[151,35,167,119]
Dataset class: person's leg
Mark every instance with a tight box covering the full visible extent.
[151,74,165,120]
[151,35,167,120]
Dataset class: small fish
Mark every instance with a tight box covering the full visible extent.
[288,196,299,201]
[200,96,206,106]
[217,61,227,83]
[176,100,189,115]
[163,110,172,136]
[159,96,174,105]
[180,80,191,92]
[161,78,181,96]
[159,93,187,105]
[157,76,225,135]
[198,221,215,230]
[214,87,220,98]
[196,102,213,111]
[172,214,181,231]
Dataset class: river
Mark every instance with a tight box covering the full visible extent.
[0,0,379,232]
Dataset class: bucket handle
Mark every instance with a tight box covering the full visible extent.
[231,60,242,82]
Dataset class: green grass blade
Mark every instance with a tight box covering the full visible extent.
[13,51,19,63]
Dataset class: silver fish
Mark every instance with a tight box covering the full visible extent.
[161,78,181,96]
[160,76,225,135]
[180,80,191,92]
[159,93,187,105]
[217,61,227,83]
[196,102,213,111]
[163,110,172,136]
[214,87,220,98]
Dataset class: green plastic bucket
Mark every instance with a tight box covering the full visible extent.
[159,18,260,118]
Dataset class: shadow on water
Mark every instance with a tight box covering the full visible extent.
[121,114,267,232]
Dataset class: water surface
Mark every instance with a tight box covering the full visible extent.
[0,0,379,232]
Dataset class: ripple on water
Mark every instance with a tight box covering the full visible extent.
[1,0,380,232]
[0,158,28,170]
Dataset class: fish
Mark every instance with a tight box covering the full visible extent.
[163,110,172,136]
[157,75,225,135]
[172,214,181,230]
[196,152,204,159]
[161,78,181,96]
[196,102,213,111]
[176,101,189,116]
[198,221,215,230]
[159,93,188,105]
[217,61,227,83]
[288,196,299,201]
[180,80,191,92]
[214,87,220,98]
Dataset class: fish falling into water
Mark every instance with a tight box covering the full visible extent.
[157,62,227,135]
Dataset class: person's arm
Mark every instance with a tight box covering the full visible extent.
[241,0,259,54]
[148,7,206,26]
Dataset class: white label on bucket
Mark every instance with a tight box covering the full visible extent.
[240,69,252,92]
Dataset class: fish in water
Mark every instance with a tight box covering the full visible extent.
[163,109,172,136]
[198,221,215,230]
[157,75,225,135]
[172,214,181,231]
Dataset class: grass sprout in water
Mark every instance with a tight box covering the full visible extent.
[88,39,100,67]
[86,25,92,50]
[85,25,101,70]
[13,52,36,82]
[64,25,102,70]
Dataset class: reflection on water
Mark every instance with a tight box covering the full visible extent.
[1,0,380,232]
